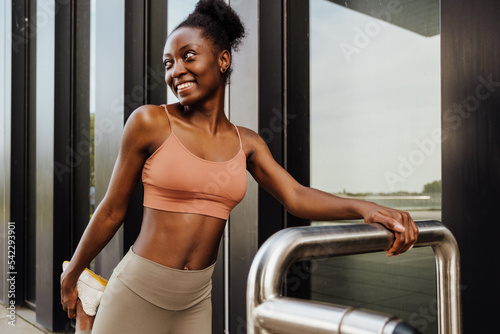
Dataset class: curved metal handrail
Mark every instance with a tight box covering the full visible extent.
[247,220,461,334]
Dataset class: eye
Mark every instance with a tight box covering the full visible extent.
[163,59,172,68]
[184,51,195,60]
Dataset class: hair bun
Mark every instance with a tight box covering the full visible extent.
[194,0,245,51]
[172,0,246,83]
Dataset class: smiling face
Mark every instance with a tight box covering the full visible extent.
[163,27,230,107]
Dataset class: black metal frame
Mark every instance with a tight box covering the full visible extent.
[257,0,311,307]
[52,1,75,278]
[51,0,92,330]
[258,0,286,247]
[257,0,310,242]
[441,1,500,332]
[123,0,167,254]
[73,0,91,260]
[284,0,310,229]
[10,0,31,308]
[283,0,311,301]
[123,0,147,254]
[25,0,38,308]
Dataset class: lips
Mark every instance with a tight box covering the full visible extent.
[176,81,195,92]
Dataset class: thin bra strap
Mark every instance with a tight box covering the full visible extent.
[233,124,243,150]
[161,104,174,134]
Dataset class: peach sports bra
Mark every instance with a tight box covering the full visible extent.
[141,105,247,220]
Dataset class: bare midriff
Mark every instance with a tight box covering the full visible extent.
[132,207,226,271]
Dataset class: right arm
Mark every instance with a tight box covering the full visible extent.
[60,105,163,318]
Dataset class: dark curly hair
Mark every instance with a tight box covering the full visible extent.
[172,0,246,83]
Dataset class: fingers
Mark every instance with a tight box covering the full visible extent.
[408,215,418,249]
[385,211,418,256]
[372,211,405,233]
[68,302,77,319]
[60,274,78,319]
[367,206,419,256]
[61,296,77,319]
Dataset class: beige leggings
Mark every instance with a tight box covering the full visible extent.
[78,247,214,334]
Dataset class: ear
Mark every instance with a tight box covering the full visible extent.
[218,50,231,73]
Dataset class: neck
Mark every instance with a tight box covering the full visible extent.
[179,86,228,133]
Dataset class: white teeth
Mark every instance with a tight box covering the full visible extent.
[177,82,194,90]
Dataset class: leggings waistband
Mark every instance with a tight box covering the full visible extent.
[114,247,214,310]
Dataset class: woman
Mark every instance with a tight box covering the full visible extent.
[60,1,418,333]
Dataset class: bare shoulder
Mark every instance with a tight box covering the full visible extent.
[126,104,169,130]
[235,126,269,160]
[236,126,262,143]
[121,105,170,154]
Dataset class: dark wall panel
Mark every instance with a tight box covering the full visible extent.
[441,1,500,332]
[123,0,146,255]
[10,0,29,306]
[284,0,311,301]
[123,0,168,254]
[73,0,91,254]
[147,0,168,105]
[258,0,285,246]
[52,0,76,329]
[285,0,310,229]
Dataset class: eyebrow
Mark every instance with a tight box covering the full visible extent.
[163,43,202,58]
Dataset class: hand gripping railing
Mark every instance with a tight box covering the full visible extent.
[247,220,461,334]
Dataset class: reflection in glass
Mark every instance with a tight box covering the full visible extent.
[310,0,441,217]
[35,0,56,307]
[308,1,440,333]
[92,0,126,278]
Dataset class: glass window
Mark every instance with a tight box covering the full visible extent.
[0,0,11,216]
[310,0,441,217]
[92,0,125,278]
[35,0,56,306]
[0,0,12,303]
[308,1,440,333]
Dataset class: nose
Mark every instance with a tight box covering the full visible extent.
[170,59,187,79]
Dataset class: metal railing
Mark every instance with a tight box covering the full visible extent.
[247,220,461,334]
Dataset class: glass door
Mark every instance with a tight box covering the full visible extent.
[289,1,441,333]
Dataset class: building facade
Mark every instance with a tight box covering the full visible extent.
[1,0,499,333]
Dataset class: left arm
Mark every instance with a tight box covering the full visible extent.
[242,128,417,256]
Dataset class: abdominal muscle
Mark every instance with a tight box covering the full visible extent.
[132,207,227,270]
